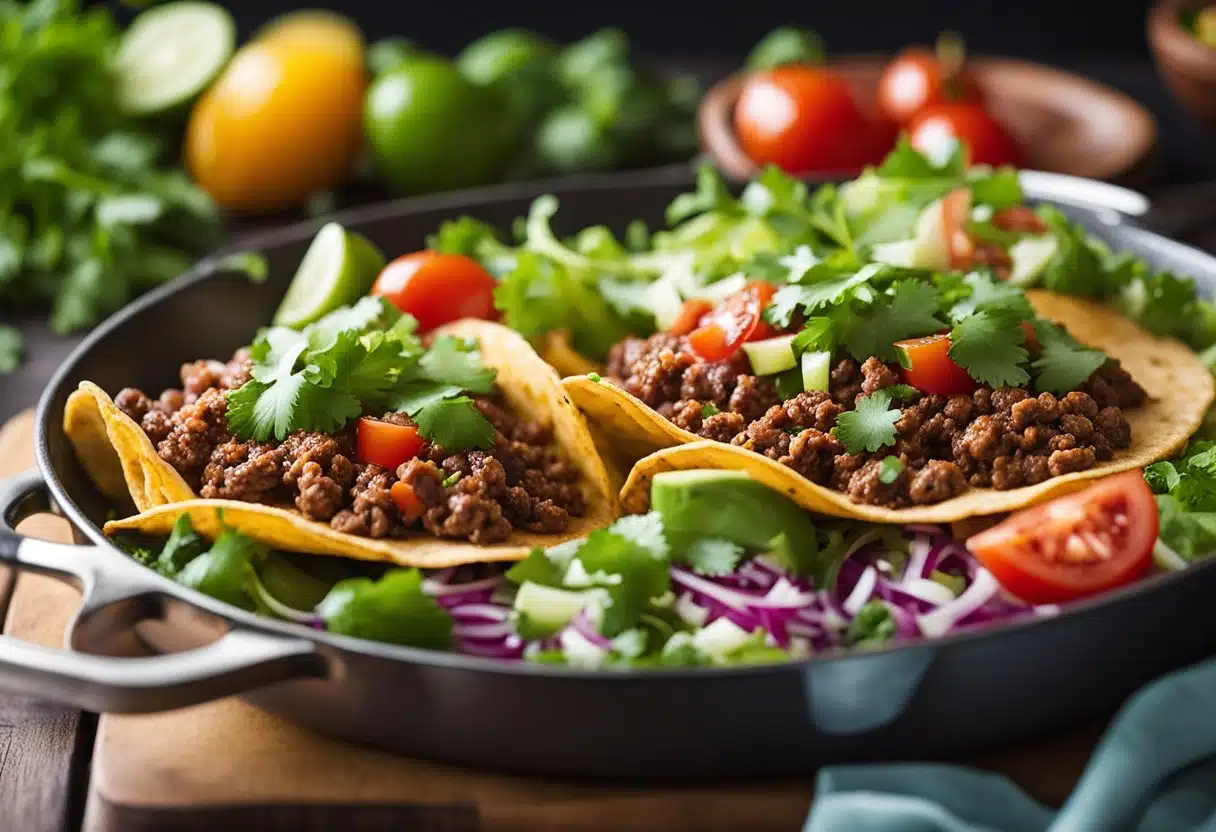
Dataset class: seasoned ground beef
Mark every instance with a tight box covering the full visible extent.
[604,332,1147,508]
[115,356,586,543]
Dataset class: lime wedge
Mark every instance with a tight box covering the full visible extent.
[272,223,387,329]
[115,2,236,116]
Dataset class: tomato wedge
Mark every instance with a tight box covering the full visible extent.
[894,333,977,396]
[669,298,714,336]
[687,282,779,361]
[356,418,424,471]
[965,471,1157,604]
[371,250,498,333]
[390,481,426,525]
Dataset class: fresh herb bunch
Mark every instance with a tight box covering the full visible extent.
[0,0,222,365]
[227,296,497,451]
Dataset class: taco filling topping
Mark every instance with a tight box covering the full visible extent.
[111,298,587,543]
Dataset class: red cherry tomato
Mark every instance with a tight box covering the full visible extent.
[893,333,978,396]
[669,299,715,336]
[356,418,424,471]
[965,471,1157,603]
[687,282,778,362]
[734,66,871,174]
[876,46,984,126]
[992,206,1049,234]
[908,103,1021,168]
[371,250,498,333]
[390,481,425,525]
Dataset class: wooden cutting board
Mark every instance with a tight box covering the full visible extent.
[0,411,1101,831]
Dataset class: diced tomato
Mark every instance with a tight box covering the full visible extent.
[390,481,425,525]
[1020,320,1039,350]
[992,206,1049,234]
[965,471,1157,603]
[356,418,424,471]
[894,333,978,396]
[686,281,779,361]
[371,250,498,333]
[939,187,975,270]
[668,298,714,336]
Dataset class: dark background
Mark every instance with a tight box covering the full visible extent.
[109,0,1159,62]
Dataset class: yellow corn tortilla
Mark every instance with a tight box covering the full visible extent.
[595,291,1215,523]
[69,320,619,569]
[539,330,602,378]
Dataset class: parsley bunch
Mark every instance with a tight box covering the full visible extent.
[226,297,497,451]
[0,0,223,368]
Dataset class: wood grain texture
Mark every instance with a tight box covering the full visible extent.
[0,408,1100,832]
[0,410,95,832]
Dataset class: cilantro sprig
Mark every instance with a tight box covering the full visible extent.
[948,310,1030,388]
[1031,320,1108,395]
[227,298,497,451]
[833,389,903,454]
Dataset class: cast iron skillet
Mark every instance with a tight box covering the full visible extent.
[2,166,1216,781]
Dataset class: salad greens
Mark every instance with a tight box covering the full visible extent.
[226,296,496,449]
[0,0,223,364]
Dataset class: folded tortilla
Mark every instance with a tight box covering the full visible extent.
[69,320,620,569]
[579,291,1215,523]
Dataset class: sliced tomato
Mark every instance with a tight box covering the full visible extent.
[939,187,975,269]
[992,206,1049,234]
[687,282,779,361]
[965,471,1157,603]
[390,481,426,525]
[371,250,498,333]
[894,333,977,396]
[356,418,424,471]
[668,298,714,336]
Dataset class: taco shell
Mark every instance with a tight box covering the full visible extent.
[71,320,619,569]
[598,291,1214,523]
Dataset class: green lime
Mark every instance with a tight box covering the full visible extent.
[272,222,387,329]
[364,57,512,195]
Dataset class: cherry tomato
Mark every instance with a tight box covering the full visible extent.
[876,46,984,126]
[734,66,871,174]
[687,282,778,362]
[390,481,426,525]
[992,206,1049,234]
[908,103,1021,168]
[186,31,367,213]
[371,251,498,333]
[894,333,978,396]
[669,299,714,336]
[356,418,424,471]
[965,471,1157,603]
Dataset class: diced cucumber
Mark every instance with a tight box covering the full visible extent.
[513,582,589,636]
[693,617,753,660]
[801,350,831,392]
[115,2,236,116]
[648,279,685,331]
[1007,234,1058,286]
[742,334,796,375]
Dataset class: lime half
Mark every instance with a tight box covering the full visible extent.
[273,223,387,329]
[115,1,236,116]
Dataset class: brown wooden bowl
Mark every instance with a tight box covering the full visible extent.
[699,56,1157,183]
[1148,0,1216,131]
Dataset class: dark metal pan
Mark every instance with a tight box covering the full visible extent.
[2,167,1216,781]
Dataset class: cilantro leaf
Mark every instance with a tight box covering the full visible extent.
[607,512,669,560]
[1030,320,1108,395]
[766,264,879,328]
[317,568,452,650]
[1036,206,1125,297]
[701,403,721,418]
[948,310,1030,388]
[418,336,497,394]
[666,163,737,225]
[227,375,361,442]
[878,456,904,485]
[412,396,496,451]
[686,539,744,576]
[967,167,1023,208]
[833,389,902,453]
[574,528,670,637]
[390,382,466,416]
[947,272,1034,324]
[1156,496,1216,564]
[505,547,564,587]
[0,325,22,374]
[875,135,965,179]
[843,280,943,362]
[791,317,837,355]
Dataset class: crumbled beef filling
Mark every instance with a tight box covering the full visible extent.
[606,333,1147,508]
[115,355,585,544]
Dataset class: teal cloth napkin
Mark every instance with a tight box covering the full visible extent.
[805,657,1216,831]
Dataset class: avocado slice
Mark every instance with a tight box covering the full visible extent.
[650,470,820,576]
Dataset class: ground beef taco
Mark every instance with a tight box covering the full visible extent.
[574,290,1213,523]
[67,311,619,569]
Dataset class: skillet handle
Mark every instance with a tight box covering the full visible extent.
[0,468,324,713]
